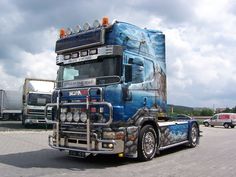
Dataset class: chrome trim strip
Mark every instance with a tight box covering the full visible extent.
[159,140,189,151]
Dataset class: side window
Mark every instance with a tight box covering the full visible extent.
[212,115,217,120]
[144,59,154,81]
[128,58,144,83]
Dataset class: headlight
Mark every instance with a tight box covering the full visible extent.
[66,112,73,122]
[103,132,115,139]
[60,113,66,122]
[73,111,80,122]
[80,112,87,123]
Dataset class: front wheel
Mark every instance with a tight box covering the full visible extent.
[189,123,199,147]
[204,122,209,127]
[224,123,229,128]
[231,125,235,128]
[138,125,157,161]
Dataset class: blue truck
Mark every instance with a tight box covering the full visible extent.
[45,17,200,161]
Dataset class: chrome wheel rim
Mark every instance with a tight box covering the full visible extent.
[191,126,197,143]
[143,132,155,155]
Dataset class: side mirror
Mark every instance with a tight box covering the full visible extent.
[124,64,132,83]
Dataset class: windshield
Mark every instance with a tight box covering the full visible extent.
[28,93,51,106]
[58,57,121,83]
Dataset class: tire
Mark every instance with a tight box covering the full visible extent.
[210,125,214,127]
[138,125,157,161]
[22,117,25,126]
[189,123,199,148]
[204,122,209,127]
[224,123,229,128]
[231,125,235,128]
[22,116,29,128]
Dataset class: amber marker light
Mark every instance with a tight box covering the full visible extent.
[59,28,66,38]
[102,16,109,26]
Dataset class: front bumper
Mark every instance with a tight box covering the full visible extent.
[24,116,52,125]
[48,135,124,154]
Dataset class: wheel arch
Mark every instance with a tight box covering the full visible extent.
[135,117,160,147]
[188,120,200,145]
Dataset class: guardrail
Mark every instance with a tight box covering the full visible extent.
[192,116,211,120]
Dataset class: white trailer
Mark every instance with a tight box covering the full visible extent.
[0,89,22,120]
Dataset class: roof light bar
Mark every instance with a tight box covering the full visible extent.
[59,17,110,38]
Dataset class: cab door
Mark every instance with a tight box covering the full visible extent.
[210,115,218,126]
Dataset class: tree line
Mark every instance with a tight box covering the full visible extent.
[167,105,236,116]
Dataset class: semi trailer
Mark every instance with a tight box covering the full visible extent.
[0,89,22,120]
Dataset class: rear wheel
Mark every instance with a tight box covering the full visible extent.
[138,125,157,161]
[210,125,214,127]
[189,123,199,147]
[22,117,25,126]
[22,117,30,128]
[204,122,209,127]
[231,125,235,128]
[224,123,229,128]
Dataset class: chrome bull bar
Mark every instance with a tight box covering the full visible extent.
[44,101,113,126]
[45,100,113,151]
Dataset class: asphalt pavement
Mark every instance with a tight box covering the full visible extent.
[0,123,235,177]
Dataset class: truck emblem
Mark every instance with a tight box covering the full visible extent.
[69,90,82,96]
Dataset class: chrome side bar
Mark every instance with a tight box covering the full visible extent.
[159,140,189,151]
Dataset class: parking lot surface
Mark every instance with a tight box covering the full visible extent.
[0,124,235,177]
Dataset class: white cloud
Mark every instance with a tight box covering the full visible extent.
[0,27,58,90]
[1,0,236,108]
[19,50,57,80]
[0,0,24,34]
[0,64,23,90]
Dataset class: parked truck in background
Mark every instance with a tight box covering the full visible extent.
[22,78,55,127]
[0,89,22,120]
[45,17,200,161]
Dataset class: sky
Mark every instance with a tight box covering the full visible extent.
[0,0,236,108]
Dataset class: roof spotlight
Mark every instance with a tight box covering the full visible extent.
[75,25,81,33]
[83,22,90,31]
[93,19,101,28]
[66,28,73,35]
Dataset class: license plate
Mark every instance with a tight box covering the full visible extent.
[69,150,86,158]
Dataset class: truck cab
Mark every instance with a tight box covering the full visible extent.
[23,92,52,125]
[22,78,55,127]
[45,18,200,161]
